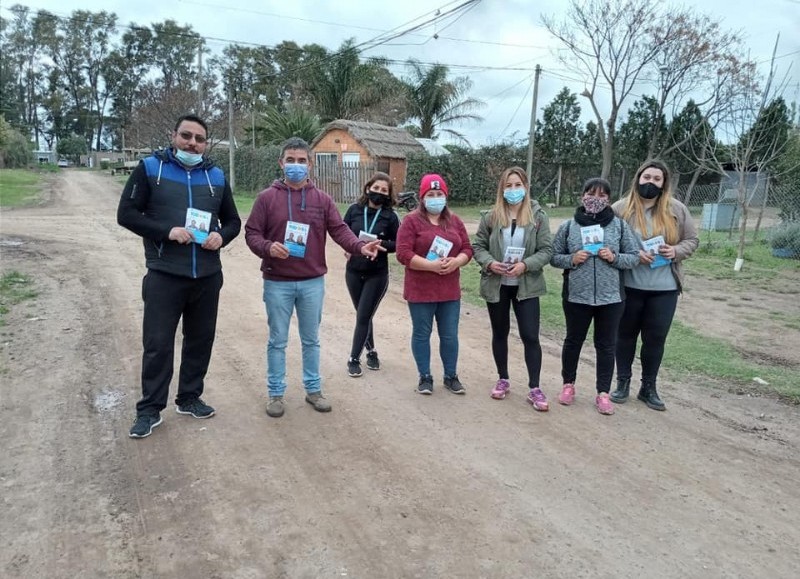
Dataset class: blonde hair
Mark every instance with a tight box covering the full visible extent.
[620,159,679,244]
[489,166,534,229]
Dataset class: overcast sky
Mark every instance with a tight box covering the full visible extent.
[6,0,800,145]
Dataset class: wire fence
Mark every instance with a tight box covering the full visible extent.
[677,182,800,260]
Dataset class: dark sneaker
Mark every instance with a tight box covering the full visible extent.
[305,392,332,412]
[347,358,363,377]
[129,414,162,438]
[366,350,380,371]
[266,396,285,418]
[176,398,215,418]
[444,375,466,395]
[417,375,434,395]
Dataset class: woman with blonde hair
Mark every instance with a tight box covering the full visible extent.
[610,159,699,410]
[473,167,553,409]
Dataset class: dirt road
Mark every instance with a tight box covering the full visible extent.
[1,171,799,578]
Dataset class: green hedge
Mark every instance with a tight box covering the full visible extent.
[208,146,282,195]
[406,145,603,206]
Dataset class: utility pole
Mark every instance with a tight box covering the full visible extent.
[525,64,542,180]
[228,83,236,191]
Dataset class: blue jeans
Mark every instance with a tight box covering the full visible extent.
[263,277,325,397]
[407,300,461,378]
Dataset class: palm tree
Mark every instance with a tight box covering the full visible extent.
[304,39,394,123]
[255,106,322,145]
[404,60,485,145]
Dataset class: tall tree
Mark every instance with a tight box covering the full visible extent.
[646,11,742,158]
[403,60,484,144]
[105,26,153,150]
[538,87,582,205]
[303,39,397,123]
[615,96,667,174]
[543,0,664,178]
[538,87,581,161]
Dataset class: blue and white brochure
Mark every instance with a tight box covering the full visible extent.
[503,246,525,269]
[580,224,603,255]
[426,235,453,260]
[642,235,671,268]
[185,208,212,244]
[285,221,310,258]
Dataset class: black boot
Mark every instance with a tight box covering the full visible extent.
[637,380,666,411]
[610,378,630,404]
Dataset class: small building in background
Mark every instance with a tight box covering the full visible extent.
[311,120,425,202]
[34,150,58,165]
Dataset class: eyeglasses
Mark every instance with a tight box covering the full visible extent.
[178,131,207,144]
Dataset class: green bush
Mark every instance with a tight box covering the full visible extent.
[208,146,282,194]
[768,223,800,256]
[0,126,34,169]
[405,144,603,206]
[100,160,110,170]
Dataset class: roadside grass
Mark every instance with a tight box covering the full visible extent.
[686,230,800,292]
[663,321,799,402]
[0,169,45,207]
[0,271,37,327]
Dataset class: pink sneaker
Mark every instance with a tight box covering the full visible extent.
[490,379,510,400]
[596,393,615,415]
[527,388,549,411]
[558,383,575,405]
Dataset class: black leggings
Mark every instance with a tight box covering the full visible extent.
[486,286,542,389]
[345,270,389,360]
[561,299,624,393]
[616,288,679,383]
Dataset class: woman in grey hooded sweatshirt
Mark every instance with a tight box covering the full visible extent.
[550,178,640,415]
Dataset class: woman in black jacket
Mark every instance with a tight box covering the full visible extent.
[342,172,400,377]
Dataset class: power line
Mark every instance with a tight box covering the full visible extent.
[498,76,534,137]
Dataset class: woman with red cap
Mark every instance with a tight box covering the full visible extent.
[396,174,474,395]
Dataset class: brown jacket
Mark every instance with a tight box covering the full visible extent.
[612,197,699,291]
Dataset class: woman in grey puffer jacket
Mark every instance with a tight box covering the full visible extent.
[550,178,639,415]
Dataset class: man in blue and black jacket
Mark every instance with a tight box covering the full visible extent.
[118,114,241,438]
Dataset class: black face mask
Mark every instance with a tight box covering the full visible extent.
[637,182,662,200]
[368,192,389,206]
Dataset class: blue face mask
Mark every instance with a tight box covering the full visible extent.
[284,163,308,183]
[175,149,203,167]
[503,188,526,205]
[424,197,447,215]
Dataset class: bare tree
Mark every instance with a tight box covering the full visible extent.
[543,0,663,178]
[700,37,793,270]
[646,11,742,159]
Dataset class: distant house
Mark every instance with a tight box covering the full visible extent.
[311,120,425,201]
[34,150,58,165]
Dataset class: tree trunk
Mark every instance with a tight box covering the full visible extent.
[555,164,563,206]
[753,177,770,241]
[601,127,614,179]
[683,164,703,207]
[735,172,750,269]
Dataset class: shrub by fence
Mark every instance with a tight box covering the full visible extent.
[208,146,282,195]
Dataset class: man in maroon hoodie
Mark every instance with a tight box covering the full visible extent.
[245,137,384,418]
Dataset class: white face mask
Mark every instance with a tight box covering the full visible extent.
[424,197,446,214]
[175,149,203,166]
